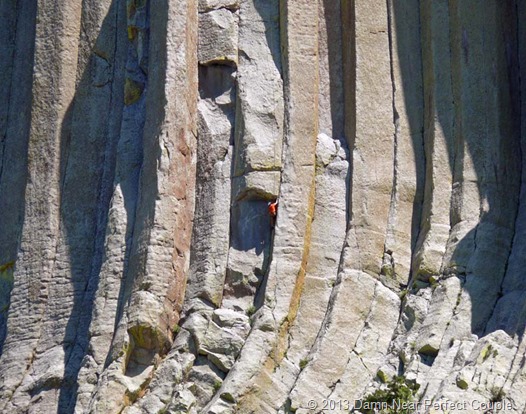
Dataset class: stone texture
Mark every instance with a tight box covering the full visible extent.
[198,0,240,13]
[0,0,526,413]
[198,9,238,65]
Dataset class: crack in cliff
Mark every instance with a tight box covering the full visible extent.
[327,350,369,402]
[199,5,239,15]
[431,284,464,366]
[439,0,462,279]
[384,0,401,290]
[484,222,519,336]
[0,136,6,190]
[256,0,288,319]
[304,241,348,355]
[506,342,526,396]
[0,0,20,189]
[352,284,379,352]
[404,1,433,295]
[448,1,460,228]
[483,0,524,336]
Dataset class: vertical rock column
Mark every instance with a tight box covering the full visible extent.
[345,0,395,281]
[32,0,127,411]
[389,1,459,383]
[73,0,141,410]
[0,0,37,353]
[0,0,83,411]
[263,0,319,325]
[414,0,521,403]
[487,0,526,339]
[290,0,402,410]
[87,1,198,412]
[411,0,455,284]
[237,1,350,411]
[442,0,519,336]
[183,0,240,312]
[383,0,425,283]
[223,0,284,312]
[484,0,526,408]
[123,0,198,356]
[203,0,319,411]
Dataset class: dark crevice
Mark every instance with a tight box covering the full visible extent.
[484,0,524,337]
[443,15,463,290]
[0,0,19,188]
[384,0,401,290]
[389,0,426,325]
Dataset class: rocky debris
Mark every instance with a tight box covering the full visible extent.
[212,308,251,337]
[183,311,246,372]
[315,133,340,169]
[120,351,196,414]
[188,357,225,408]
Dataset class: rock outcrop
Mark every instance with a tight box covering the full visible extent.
[1,0,526,413]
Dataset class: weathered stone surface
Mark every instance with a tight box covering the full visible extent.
[232,170,280,201]
[1,0,526,413]
[199,0,240,13]
[183,311,246,372]
[0,0,85,411]
[346,0,394,281]
[198,9,238,65]
[188,357,224,408]
[232,0,283,177]
[184,75,235,309]
[212,308,250,338]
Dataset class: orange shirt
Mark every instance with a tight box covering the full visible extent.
[268,202,277,216]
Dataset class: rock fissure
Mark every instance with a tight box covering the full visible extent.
[0,0,21,189]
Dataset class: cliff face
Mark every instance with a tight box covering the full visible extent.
[0,0,525,413]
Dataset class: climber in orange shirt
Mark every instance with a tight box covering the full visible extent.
[268,200,278,228]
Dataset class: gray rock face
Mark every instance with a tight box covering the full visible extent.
[1,0,526,413]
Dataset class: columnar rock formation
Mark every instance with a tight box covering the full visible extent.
[0,0,526,413]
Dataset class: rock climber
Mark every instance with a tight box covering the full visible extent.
[268,199,278,227]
